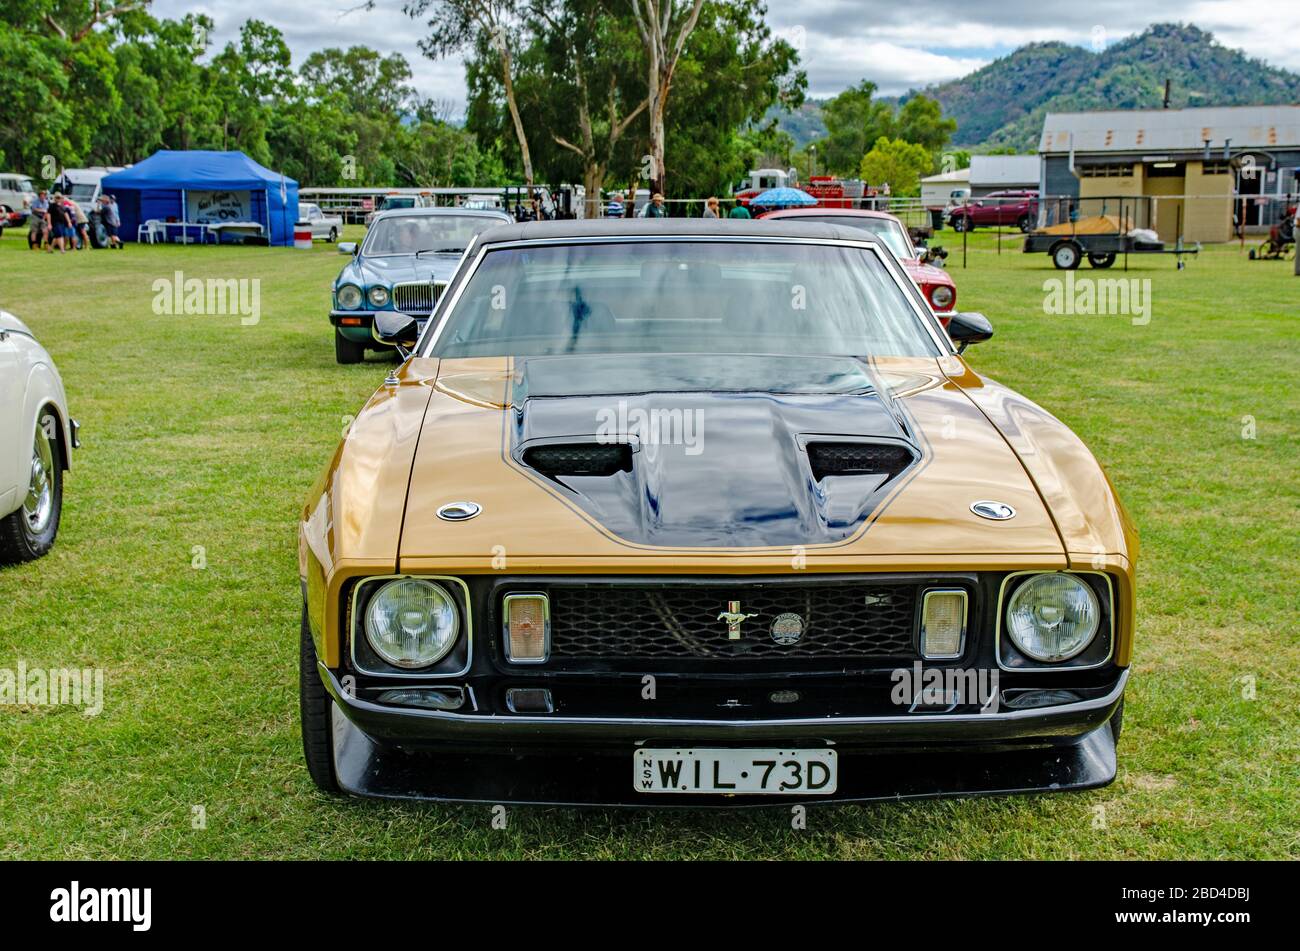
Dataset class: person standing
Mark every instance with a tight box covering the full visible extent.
[47,192,72,253]
[29,190,50,250]
[702,196,720,218]
[643,193,667,218]
[27,204,49,250]
[728,201,751,219]
[101,194,123,248]
[70,199,90,249]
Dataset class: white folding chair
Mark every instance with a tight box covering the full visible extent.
[137,219,163,244]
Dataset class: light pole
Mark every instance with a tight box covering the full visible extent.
[809,144,816,180]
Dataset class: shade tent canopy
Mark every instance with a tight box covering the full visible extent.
[101,150,299,245]
[749,186,817,208]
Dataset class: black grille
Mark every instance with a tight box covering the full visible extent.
[543,582,918,661]
[524,443,632,477]
[807,442,914,480]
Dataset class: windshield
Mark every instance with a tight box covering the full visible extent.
[783,215,913,259]
[16,179,35,194]
[363,214,501,255]
[431,240,938,359]
[382,197,416,209]
[67,183,98,201]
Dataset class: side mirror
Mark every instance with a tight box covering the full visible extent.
[338,242,357,255]
[372,310,422,353]
[946,311,993,353]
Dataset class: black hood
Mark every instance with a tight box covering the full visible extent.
[507,354,926,548]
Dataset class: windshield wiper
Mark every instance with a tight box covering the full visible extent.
[415,247,465,257]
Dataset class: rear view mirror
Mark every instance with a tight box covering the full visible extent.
[946,312,993,353]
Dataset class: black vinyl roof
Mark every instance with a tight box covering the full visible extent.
[473,217,883,246]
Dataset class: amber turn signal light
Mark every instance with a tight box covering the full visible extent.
[920,589,967,659]
[503,593,550,663]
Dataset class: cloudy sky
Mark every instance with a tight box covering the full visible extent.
[154,0,1300,109]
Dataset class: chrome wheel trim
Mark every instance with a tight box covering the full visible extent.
[23,423,55,534]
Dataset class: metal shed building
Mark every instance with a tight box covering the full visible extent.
[1038,105,1300,242]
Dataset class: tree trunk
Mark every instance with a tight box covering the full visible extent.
[584,163,605,217]
[645,37,663,196]
[498,43,534,188]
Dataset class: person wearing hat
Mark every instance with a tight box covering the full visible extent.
[69,198,91,250]
[46,191,73,253]
[100,194,122,249]
[643,192,666,218]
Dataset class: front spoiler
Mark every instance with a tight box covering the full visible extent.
[321,665,1125,807]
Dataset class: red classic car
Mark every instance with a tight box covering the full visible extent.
[758,208,957,318]
[947,190,1039,233]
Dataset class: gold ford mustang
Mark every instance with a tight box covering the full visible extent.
[298,219,1137,806]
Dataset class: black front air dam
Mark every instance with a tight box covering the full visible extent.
[321,665,1124,807]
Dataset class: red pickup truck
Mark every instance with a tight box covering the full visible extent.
[947,190,1039,233]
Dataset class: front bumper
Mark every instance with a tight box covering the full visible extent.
[329,310,383,344]
[320,663,1126,806]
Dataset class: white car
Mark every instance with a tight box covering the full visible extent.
[299,203,344,242]
[0,310,78,563]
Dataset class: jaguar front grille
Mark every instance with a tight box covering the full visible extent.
[539,581,920,662]
[392,281,445,315]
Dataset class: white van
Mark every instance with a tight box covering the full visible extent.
[0,173,36,222]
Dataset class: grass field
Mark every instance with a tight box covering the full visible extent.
[1,223,1296,859]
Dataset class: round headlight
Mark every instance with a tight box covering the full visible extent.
[929,284,954,310]
[336,283,363,309]
[368,285,390,307]
[1006,573,1100,662]
[364,579,459,669]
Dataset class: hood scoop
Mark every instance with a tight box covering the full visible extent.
[524,443,632,479]
[806,441,915,482]
[505,354,925,548]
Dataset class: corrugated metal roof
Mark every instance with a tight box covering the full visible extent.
[1039,105,1300,154]
[969,155,1041,185]
[919,168,970,184]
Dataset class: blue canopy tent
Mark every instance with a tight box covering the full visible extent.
[101,150,299,246]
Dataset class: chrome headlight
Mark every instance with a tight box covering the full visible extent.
[364,579,459,668]
[1006,573,1100,662]
[336,283,363,309]
[368,285,390,307]
[929,284,954,310]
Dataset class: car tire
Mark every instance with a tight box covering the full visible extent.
[1052,241,1082,270]
[89,214,109,249]
[300,604,340,793]
[1088,252,1116,269]
[1109,698,1124,745]
[1017,214,1032,233]
[0,409,63,565]
[950,216,968,233]
[335,328,366,365]
[328,227,337,243]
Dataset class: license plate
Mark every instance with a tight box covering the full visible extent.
[634,748,837,795]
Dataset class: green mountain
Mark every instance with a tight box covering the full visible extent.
[920,23,1300,151]
[767,100,828,149]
